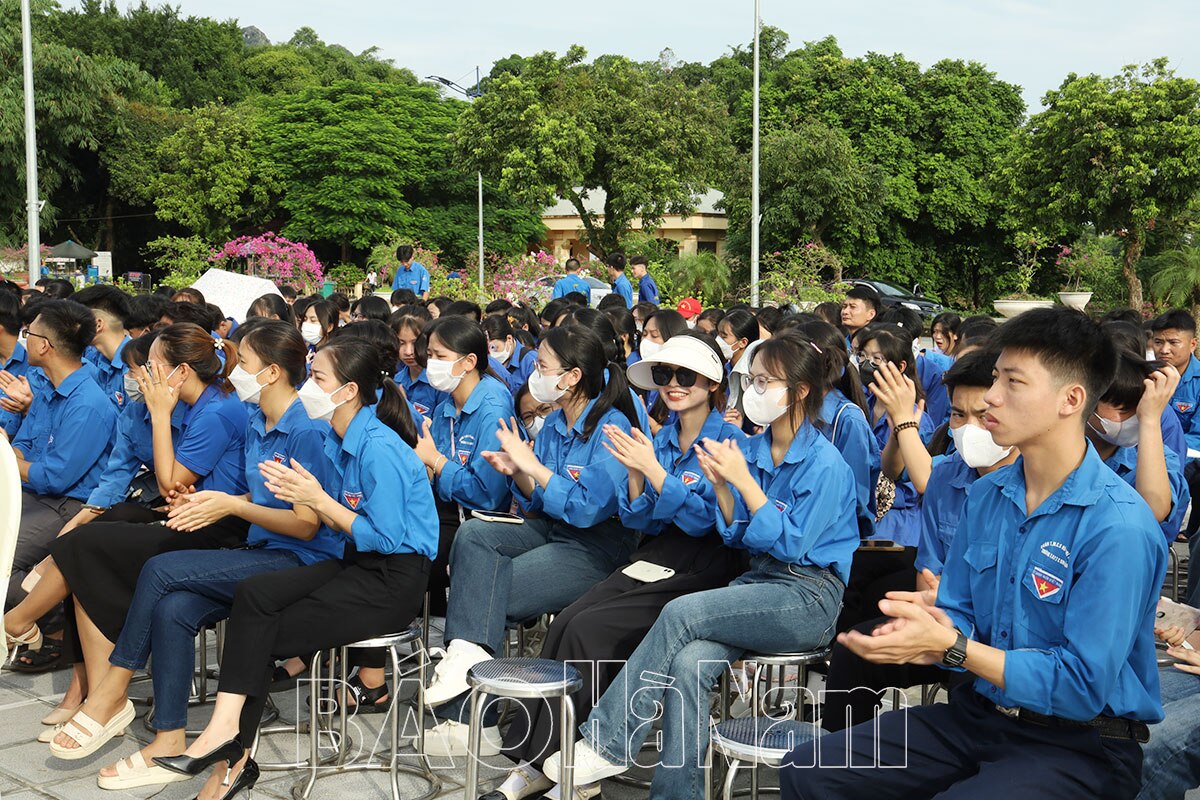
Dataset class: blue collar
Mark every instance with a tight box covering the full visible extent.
[1182,355,1200,383]
[252,396,307,437]
[746,421,820,470]
[336,406,375,455]
[437,375,497,419]
[107,336,130,369]
[666,408,727,453]
[183,383,222,426]
[53,362,97,398]
[1103,442,1139,474]
[996,442,1107,518]
[943,453,979,490]
[551,396,601,438]
[1,341,27,371]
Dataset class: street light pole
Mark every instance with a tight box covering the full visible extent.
[476,66,484,291]
[750,0,761,306]
[20,0,40,284]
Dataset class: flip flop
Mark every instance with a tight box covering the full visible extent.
[97,751,191,790]
[49,700,135,761]
[8,638,64,674]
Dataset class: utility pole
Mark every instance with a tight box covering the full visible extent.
[21,0,40,284]
[750,0,761,306]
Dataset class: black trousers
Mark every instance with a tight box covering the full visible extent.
[835,547,917,634]
[822,616,972,732]
[50,503,249,663]
[216,549,431,743]
[498,529,747,767]
[781,686,1144,800]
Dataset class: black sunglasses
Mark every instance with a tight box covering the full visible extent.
[650,364,699,388]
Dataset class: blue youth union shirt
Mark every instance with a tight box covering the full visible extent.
[637,274,660,305]
[431,375,513,511]
[1170,354,1200,456]
[391,262,430,294]
[176,384,249,495]
[937,444,1167,722]
[552,274,591,300]
[86,400,186,508]
[514,398,633,529]
[324,406,438,558]
[1102,442,1189,542]
[914,452,980,575]
[869,396,934,546]
[12,363,118,501]
[0,342,31,438]
[620,409,744,536]
[397,368,447,424]
[612,274,634,308]
[816,388,880,537]
[85,337,130,409]
[244,399,343,564]
[717,422,859,583]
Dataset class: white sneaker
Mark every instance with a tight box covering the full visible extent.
[425,639,491,707]
[543,740,627,785]
[423,718,502,757]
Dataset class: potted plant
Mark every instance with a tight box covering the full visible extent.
[1055,245,1093,310]
[994,238,1054,318]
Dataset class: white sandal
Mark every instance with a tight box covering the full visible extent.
[5,623,42,663]
[42,704,80,726]
[49,700,135,761]
[97,751,190,790]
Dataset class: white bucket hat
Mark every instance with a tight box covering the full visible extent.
[627,335,724,391]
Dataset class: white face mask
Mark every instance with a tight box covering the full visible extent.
[301,322,324,346]
[717,337,735,360]
[528,367,568,404]
[229,365,269,404]
[950,422,1013,469]
[640,339,663,360]
[685,319,696,329]
[297,378,347,422]
[123,373,143,404]
[743,385,789,427]
[426,356,467,393]
[492,344,513,364]
[1090,414,1140,449]
[17,331,28,349]
[525,415,546,439]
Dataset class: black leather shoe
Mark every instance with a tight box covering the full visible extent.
[153,737,244,776]
[206,757,259,800]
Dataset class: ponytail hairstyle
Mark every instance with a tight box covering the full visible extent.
[604,307,639,358]
[560,307,625,367]
[789,318,868,416]
[334,320,402,382]
[248,293,294,325]
[749,333,828,429]
[154,323,237,393]
[717,308,760,358]
[541,324,640,439]
[240,319,309,388]
[857,324,925,403]
[428,315,496,380]
[320,337,418,446]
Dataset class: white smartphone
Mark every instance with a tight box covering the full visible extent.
[470,509,525,525]
[622,560,676,583]
[1156,597,1200,639]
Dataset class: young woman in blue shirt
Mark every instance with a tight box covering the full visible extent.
[483,332,747,797]
[46,322,343,783]
[544,332,859,800]
[391,305,446,422]
[423,325,643,721]
[154,337,437,800]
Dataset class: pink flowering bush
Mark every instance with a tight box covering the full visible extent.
[210,232,323,291]
[491,250,557,307]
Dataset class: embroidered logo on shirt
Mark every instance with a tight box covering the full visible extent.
[114,391,124,405]
[458,449,471,465]
[1176,401,1193,413]
[681,470,702,486]
[772,498,789,513]
[414,402,430,415]
[1031,566,1063,599]
[459,434,476,447]
[343,491,363,510]
[273,452,287,464]
[566,465,583,481]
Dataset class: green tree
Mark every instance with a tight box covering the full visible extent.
[456,47,730,258]
[151,104,280,241]
[1002,60,1200,309]
[1149,246,1200,320]
[723,122,884,280]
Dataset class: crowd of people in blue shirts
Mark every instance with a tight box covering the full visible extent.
[0,259,1198,800]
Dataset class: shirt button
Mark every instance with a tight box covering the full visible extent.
[1009,577,1015,584]
[1000,631,1008,639]
[1018,526,1026,534]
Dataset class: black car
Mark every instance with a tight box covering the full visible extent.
[850,279,945,320]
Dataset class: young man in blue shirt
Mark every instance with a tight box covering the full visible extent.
[390,244,430,300]
[5,300,119,622]
[74,285,132,409]
[606,252,633,309]
[783,307,1167,800]
[631,255,659,305]
[551,258,591,300]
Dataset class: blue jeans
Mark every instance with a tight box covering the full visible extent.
[1136,667,1200,800]
[438,516,637,725]
[582,556,843,800]
[109,548,302,731]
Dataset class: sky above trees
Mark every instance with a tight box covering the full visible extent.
[71,0,1200,112]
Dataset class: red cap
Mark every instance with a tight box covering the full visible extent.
[676,297,702,318]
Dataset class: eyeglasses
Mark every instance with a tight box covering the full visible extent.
[740,373,786,394]
[520,406,553,426]
[855,351,887,367]
[25,331,53,348]
[650,364,699,388]
[350,312,367,321]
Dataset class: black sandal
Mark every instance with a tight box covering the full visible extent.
[343,674,390,714]
[7,638,66,673]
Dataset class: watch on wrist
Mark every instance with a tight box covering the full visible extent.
[941,630,968,667]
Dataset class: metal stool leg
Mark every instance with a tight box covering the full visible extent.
[722,758,741,800]
[559,693,576,799]
[464,686,485,798]
[295,651,323,800]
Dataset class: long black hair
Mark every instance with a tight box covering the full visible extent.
[541,324,640,440]
[241,319,309,388]
[320,337,417,446]
[427,315,498,381]
[332,320,401,382]
[789,318,869,416]
[561,307,625,367]
[248,293,294,325]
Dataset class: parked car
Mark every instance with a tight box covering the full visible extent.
[538,274,612,307]
[850,279,945,319]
